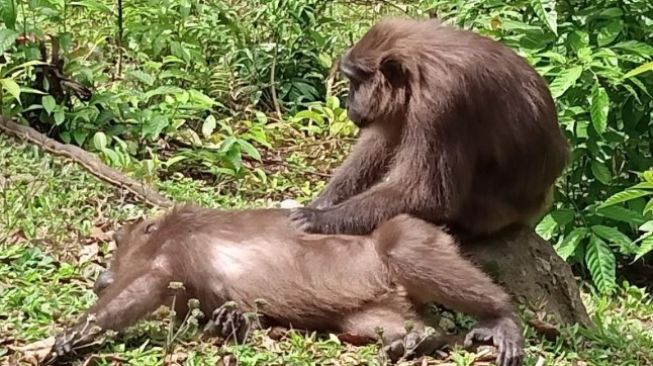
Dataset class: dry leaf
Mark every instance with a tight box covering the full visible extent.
[11,336,56,365]
[79,243,100,264]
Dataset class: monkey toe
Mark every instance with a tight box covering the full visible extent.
[379,330,445,363]
[205,304,249,343]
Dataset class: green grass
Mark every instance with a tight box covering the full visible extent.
[1,133,653,365]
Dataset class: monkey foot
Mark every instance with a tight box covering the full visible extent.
[204,304,251,343]
[379,329,446,363]
[464,317,524,366]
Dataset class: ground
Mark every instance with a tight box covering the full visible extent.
[1,133,653,366]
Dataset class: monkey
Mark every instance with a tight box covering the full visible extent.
[289,17,570,237]
[51,205,523,366]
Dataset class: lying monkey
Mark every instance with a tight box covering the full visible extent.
[52,205,523,366]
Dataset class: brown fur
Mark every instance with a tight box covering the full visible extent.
[54,205,522,366]
[291,17,569,236]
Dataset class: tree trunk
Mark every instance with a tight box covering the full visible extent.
[462,225,591,327]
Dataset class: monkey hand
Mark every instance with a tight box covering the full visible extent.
[464,316,524,366]
[380,329,445,363]
[288,207,332,233]
[51,321,102,360]
[204,303,253,344]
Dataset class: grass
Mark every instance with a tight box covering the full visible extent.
[1,132,653,366]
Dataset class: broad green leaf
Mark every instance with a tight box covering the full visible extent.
[536,214,557,240]
[293,110,325,124]
[202,115,217,138]
[0,28,18,53]
[550,209,575,226]
[237,139,261,161]
[623,62,653,79]
[531,0,557,35]
[597,20,622,47]
[631,182,653,189]
[596,205,646,225]
[93,132,108,150]
[101,148,121,166]
[642,171,653,183]
[585,235,616,294]
[590,161,611,184]
[601,189,652,207]
[53,109,65,125]
[597,8,623,18]
[42,95,56,114]
[1,1,17,29]
[644,199,653,215]
[613,41,653,58]
[555,227,588,260]
[639,220,653,232]
[72,129,89,146]
[549,66,583,98]
[126,70,155,86]
[1,78,20,101]
[165,155,188,167]
[591,225,636,254]
[567,31,588,52]
[318,53,332,69]
[634,234,653,261]
[590,84,609,134]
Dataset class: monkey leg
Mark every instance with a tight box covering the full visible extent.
[374,215,524,366]
[53,270,172,358]
[338,295,447,363]
[204,303,258,344]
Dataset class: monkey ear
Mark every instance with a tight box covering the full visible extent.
[379,55,407,87]
[144,222,158,234]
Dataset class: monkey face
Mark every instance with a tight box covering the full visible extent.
[93,217,161,294]
[340,41,410,128]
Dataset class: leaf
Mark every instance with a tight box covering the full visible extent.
[612,41,653,58]
[623,62,653,79]
[72,129,89,146]
[202,115,217,138]
[93,132,108,150]
[555,227,588,260]
[597,19,622,47]
[591,225,636,254]
[590,161,611,184]
[1,1,17,29]
[585,235,616,294]
[70,0,112,14]
[549,66,583,98]
[531,0,557,35]
[601,189,653,207]
[644,199,653,215]
[42,95,56,114]
[236,139,261,161]
[567,31,588,52]
[1,78,20,101]
[126,70,155,86]
[550,209,575,226]
[639,220,653,233]
[0,28,18,53]
[596,205,646,225]
[634,234,653,261]
[53,109,65,125]
[535,214,557,240]
[590,84,609,134]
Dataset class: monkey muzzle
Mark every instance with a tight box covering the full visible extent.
[93,269,115,295]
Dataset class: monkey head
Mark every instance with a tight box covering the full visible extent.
[339,18,424,128]
[93,216,160,295]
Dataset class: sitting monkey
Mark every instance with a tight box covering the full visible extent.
[52,205,523,366]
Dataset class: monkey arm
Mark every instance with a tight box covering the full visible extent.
[53,270,172,357]
[309,127,395,209]
[293,124,471,235]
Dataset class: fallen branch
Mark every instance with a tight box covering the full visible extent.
[0,117,173,208]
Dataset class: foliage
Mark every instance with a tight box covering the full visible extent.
[419,0,653,294]
[2,0,653,292]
